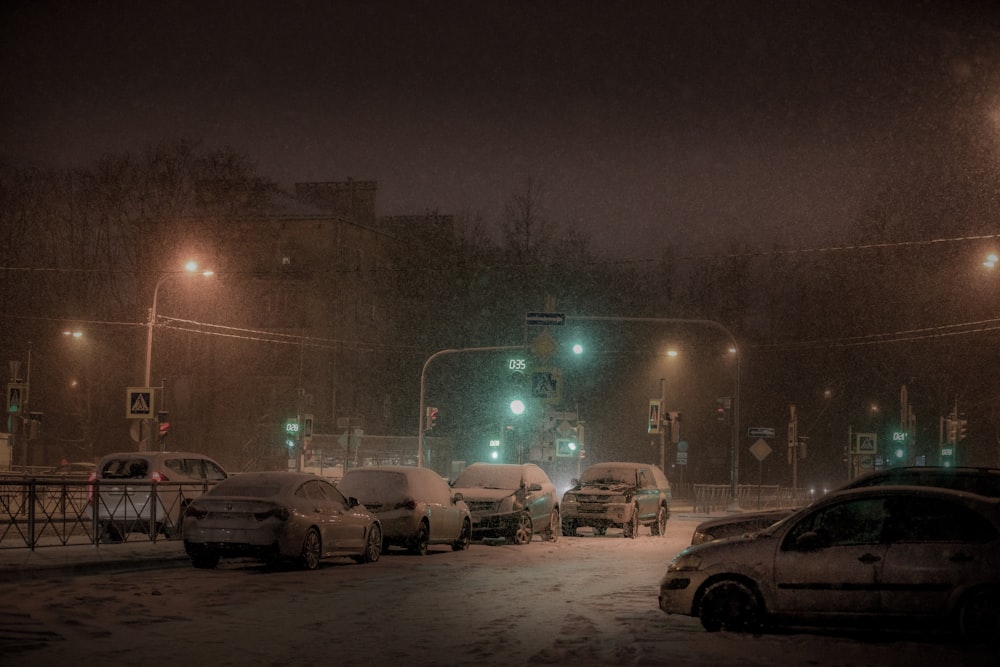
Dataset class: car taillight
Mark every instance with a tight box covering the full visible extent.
[87,471,97,502]
[395,499,417,511]
[151,471,169,482]
[185,505,209,520]
[253,507,289,521]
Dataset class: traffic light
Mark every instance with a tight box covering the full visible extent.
[426,406,439,430]
[284,417,300,450]
[715,397,731,423]
[946,418,957,444]
[27,412,43,440]
[890,430,907,465]
[958,419,968,441]
[507,362,527,416]
[7,383,25,414]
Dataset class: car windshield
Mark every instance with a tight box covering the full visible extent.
[453,466,521,490]
[580,467,635,485]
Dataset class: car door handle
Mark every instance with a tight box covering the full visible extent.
[857,553,881,564]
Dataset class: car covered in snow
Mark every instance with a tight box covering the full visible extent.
[561,461,671,538]
[337,465,472,555]
[660,485,1000,640]
[183,471,382,569]
[450,463,559,544]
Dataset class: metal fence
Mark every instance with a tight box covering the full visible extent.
[692,483,810,514]
[0,476,217,550]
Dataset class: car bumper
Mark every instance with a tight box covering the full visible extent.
[658,575,696,615]
[469,512,522,538]
[562,501,630,527]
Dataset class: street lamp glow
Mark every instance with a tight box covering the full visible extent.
[572,343,584,355]
[667,349,679,357]
[984,253,999,268]
[62,330,83,338]
[143,262,214,451]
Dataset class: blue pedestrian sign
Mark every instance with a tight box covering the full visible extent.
[126,387,155,419]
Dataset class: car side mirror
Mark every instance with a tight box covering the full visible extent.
[347,496,361,509]
[570,478,579,487]
[452,492,464,503]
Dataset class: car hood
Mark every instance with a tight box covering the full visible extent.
[574,483,632,493]
[451,487,516,502]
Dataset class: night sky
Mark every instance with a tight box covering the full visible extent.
[3,1,999,258]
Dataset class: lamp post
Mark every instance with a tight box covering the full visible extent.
[141,263,213,452]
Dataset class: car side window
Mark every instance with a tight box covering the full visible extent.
[883,497,998,543]
[783,498,886,550]
[637,470,650,489]
[323,482,349,506]
[184,458,206,479]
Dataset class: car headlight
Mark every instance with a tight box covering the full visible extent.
[667,551,703,573]
[690,531,713,545]
[563,494,577,503]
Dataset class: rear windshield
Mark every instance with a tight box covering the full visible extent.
[851,471,1000,498]
[338,471,408,504]
[453,466,521,490]
[207,481,283,499]
[99,458,150,479]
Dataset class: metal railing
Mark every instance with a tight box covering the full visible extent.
[0,476,218,550]
[692,483,810,514]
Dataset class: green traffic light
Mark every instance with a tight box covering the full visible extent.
[509,399,525,415]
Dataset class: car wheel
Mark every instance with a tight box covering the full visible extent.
[299,527,322,570]
[452,518,472,551]
[651,505,668,536]
[98,521,124,544]
[541,508,560,542]
[623,506,639,539]
[698,579,763,633]
[511,512,533,545]
[958,587,1000,641]
[411,520,430,556]
[594,526,606,536]
[189,548,220,569]
[562,520,577,537]
[361,524,382,563]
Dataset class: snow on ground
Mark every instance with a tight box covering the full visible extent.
[2,511,995,666]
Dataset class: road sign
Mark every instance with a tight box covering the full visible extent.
[749,438,773,462]
[126,387,155,419]
[747,427,775,439]
[526,312,565,326]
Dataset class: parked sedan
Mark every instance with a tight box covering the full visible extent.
[689,465,1000,545]
[561,461,671,538]
[660,485,1000,640]
[337,465,472,555]
[182,471,382,569]
[451,463,559,544]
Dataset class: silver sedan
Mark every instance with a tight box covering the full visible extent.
[183,471,382,569]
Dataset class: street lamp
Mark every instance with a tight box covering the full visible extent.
[142,263,213,451]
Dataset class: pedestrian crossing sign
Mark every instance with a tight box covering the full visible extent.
[126,387,155,419]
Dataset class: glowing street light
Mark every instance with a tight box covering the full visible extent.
[142,261,213,451]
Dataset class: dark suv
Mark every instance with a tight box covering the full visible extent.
[561,461,672,538]
[690,466,1000,545]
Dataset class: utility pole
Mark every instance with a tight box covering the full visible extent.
[788,404,798,498]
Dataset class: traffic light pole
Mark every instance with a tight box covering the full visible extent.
[418,345,524,468]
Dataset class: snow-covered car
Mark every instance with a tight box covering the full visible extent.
[182,471,382,569]
[337,465,471,555]
[450,463,559,544]
[689,465,1000,545]
[561,461,671,538]
[660,485,1000,639]
[87,451,228,541]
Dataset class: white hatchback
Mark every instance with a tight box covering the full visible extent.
[87,451,228,541]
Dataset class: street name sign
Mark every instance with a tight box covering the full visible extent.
[526,312,566,326]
